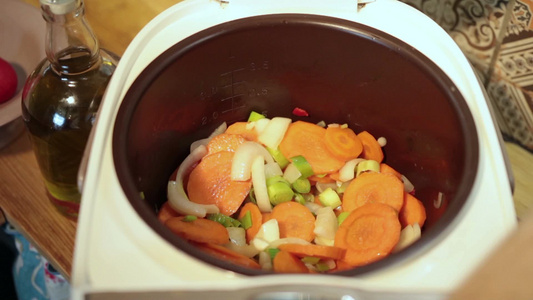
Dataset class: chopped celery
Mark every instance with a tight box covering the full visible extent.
[267,147,290,169]
[318,188,342,208]
[207,213,241,228]
[301,256,321,264]
[248,111,266,122]
[239,210,253,230]
[294,193,306,205]
[337,211,350,226]
[316,262,330,272]
[182,215,197,222]
[292,178,311,193]
[268,182,294,205]
[290,155,314,178]
[267,248,280,260]
[356,159,380,177]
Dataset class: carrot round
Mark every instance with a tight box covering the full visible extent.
[334,203,401,267]
[165,216,229,245]
[357,131,384,163]
[342,172,404,213]
[309,174,336,184]
[279,121,345,174]
[380,163,401,180]
[187,151,252,216]
[270,201,315,242]
[399,193,427,228]
[206,133,247,155]
[324,126,363,161]
[195,243,261,269]
[238,202,263,243]
[158,201,180,223]
[225,122,258,142]
[278,243,345,260]
[272,250,309,273]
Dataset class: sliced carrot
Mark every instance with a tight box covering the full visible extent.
[270,201,315,242]
[328,172,342,182]
[272,250,309,273]
[187,151,252,216]
[262,212,272,223]
[238,202,263,243]
[331,259,354,272]
[309,174,336,184]
[342,172,404,213]
[195,243,261,269]
[206,133,247,155]
[334,203,401,267]
[380,163,402,180]
[278,243,345,260]
[324,126,363,161]
[165,216,229,245]
[399,192,427,228]
[357,131,384,163]
[225,121,258,142]
[158,201,180,223]
[279,121,345,174]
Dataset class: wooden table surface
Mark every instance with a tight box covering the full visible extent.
[2,0,533,295]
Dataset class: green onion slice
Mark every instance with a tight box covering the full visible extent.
[248,111,266,122]
[240,210,253,230]
[290,155,314,179]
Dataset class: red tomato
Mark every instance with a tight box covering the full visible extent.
[0,57,18,104]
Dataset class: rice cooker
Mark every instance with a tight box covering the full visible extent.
[70,0,516,299]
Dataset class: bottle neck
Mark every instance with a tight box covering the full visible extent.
[42,0,100,75]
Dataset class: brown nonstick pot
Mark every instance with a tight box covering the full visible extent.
[112,14,478,275]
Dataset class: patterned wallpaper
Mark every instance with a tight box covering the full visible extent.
[400,0,533,150]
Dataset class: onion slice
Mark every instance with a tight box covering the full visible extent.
[338,158,364,182]
[190,122,227,152]
[167,145,219,217]
[251,156,272,213]
[258,117,291,149]
[231,141,274,181]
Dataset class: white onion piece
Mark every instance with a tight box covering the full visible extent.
[377,136,387,147]
[392,223,421,253]
[254,118,270,135]
[251,219,280,251]
[283,163,302,184]
[227,227,247,246]
[264,161,283,179]
[258,117,291,149]
[268,237,311,249]
[338,158,365,182]
[313,206,338,240]
[314,236,335,247]
[315,181,338,193]
[303,202,323,215]
[402,174,415,193]
[251,156,272,213]
[189,122,227,152]
[231,142,274,181]
[167,146,219,217]
[259,251,273,270]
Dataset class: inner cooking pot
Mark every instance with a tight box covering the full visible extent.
[113,14,478,275]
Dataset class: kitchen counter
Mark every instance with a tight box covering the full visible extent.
[1,0,532,295]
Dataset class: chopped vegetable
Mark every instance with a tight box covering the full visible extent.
[292,107,309,117]
[290,155,314,179]
[335,203,401,267]
[380,163,402,179]
[357,131,384,163]
[292,178,311,194]
[342,172,404,213]
[267,247,280,260]
[392,223,422,253]
[318,188,342,208]
[399,193,426,228]
[267,181,294,205]
[187,151,251,216]
[258,117,292,149]
[266,147,290,169]
[278,243,345,260]
[251,219,280,251]
[231,141,274,181]
[207,213,241,227]
[196,243,261,269]
[225,121,259,142]
[338,158,364,182]
[271,201,315,242]
[238,202,262,242]
[356,159,380,177]
[324,126,363,161]
[248,111,266,122]
[313,206,338,240]
[183,215,198,222]
[336,211,350,226]
[283,162,302,184]
[165,216,229,245]
[157,201,180,223]
[251,155,272,213]
[273,250,309,273]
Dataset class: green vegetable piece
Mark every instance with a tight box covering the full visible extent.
[182,215,197,222]
[248,111,266,122]
[266,175,290,187]
[240,210,253,230]
[207,213,241,228]
[248,187,257,204]
[267,248,280,260]
[337,211,350,226]
[268,182,294,206]
[356,159,380,177]
[336,181,350,194]
[292,178,311,194]
[301,256,321,264]
[294,193,306,205]
[318,188,342,208]
[267,147,290,169]
[139,191,145,199]
[316,262,330,272]
[290,155,314,179]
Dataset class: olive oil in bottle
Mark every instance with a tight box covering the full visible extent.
[22,0,118,219]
